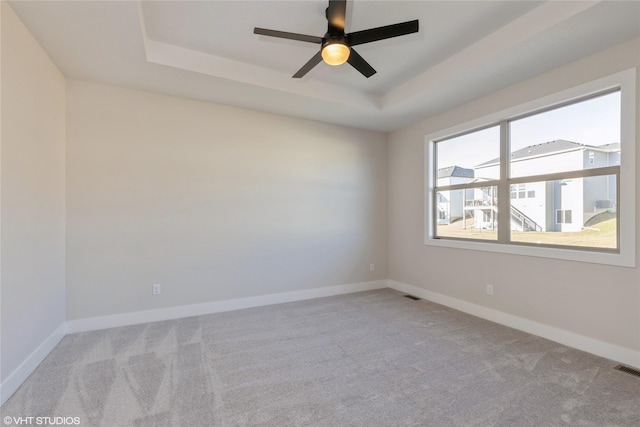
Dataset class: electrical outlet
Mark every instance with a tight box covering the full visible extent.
[370,263,375,272]
[486,284,494,296]
[152,284,161,296]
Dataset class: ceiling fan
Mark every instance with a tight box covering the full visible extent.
[254,0,419,78]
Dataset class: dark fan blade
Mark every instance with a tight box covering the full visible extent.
[254,28,322,44]
[347,48,376,78]
[327,0,347,31]
[347,20,419,46]
[293,51,323,78]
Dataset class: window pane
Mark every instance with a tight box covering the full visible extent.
[565,210,573,224]
[436,126,500,182]
[510,175,617,249]
[436,186,498,241]
[509,91,620,178]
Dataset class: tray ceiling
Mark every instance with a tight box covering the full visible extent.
[8,1,640,132]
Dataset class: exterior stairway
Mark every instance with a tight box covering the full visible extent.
[511,205,542,232]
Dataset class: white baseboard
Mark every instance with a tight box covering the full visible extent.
[388,279,640,369]
[66,280,388,334]
[1,322,67,406]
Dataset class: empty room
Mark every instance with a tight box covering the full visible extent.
[1,0,639,426]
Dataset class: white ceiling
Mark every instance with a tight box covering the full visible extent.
[8,1,640,132]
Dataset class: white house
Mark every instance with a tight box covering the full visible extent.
[473,140,620,232]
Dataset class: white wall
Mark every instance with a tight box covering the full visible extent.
[388,38,640,356]
[0,0,66,397]
[65,80,387,320]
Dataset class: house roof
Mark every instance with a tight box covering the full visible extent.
[475,139,620,168]
[595,142,621,152]
[438,166,474,179]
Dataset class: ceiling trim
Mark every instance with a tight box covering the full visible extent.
[136,1,602,115]
[382,0,601,109]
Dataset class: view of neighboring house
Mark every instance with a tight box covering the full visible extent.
[436,166,474,224]
[438,140,619,232]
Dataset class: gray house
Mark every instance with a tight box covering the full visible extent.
[436,166,474,224]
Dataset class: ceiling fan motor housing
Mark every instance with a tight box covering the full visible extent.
[322,33,348,49]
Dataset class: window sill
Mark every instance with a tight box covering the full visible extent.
[424,237,635,268]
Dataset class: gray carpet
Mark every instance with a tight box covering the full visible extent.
[2,289,639,426]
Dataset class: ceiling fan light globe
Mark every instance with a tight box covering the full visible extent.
[321,43,350,66]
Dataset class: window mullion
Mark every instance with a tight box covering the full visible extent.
[507,166,619,185]
[435,180,501,192]
[431,141,438,239]
[497,120,510,244]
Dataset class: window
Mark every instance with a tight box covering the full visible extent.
[556,210,573,224]
[512,184,535,199]
[434,91,618,249]
[426,69,636,267]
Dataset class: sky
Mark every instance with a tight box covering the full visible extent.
[436,91,621,171]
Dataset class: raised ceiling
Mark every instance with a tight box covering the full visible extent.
[8,1,640,132]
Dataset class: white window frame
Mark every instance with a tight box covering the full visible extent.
[425,69,636,268]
